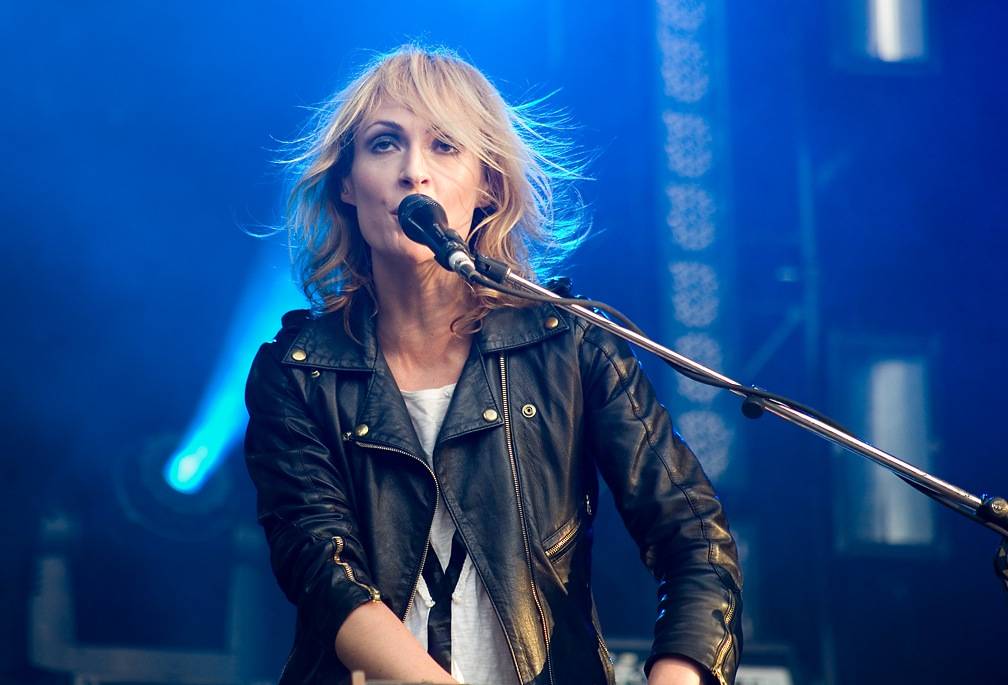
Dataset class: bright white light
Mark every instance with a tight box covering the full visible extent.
[867,0,926,62]
[669,261,719,327]
[663,112,712,178]
[657,0,707,32]
[659,34,709,103]
[677,410,732,480]
[176,448,207,482]
[864,357,935,544]
[674,333,722,403]
[666,184,716,251]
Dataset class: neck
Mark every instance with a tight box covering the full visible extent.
[371,254,474,351]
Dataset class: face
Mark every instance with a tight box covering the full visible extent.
[340,102,487,266]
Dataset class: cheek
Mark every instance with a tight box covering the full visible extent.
[442,164,486,228]
[346,151,397,206]
[347,168,382,205]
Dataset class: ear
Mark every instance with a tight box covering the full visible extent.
[340,176,356,206]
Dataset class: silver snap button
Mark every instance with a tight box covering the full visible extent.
[521,403,537,418]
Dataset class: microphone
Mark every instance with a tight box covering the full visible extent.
[396,194,478,281]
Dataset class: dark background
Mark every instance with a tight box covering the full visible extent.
[2,1,1005,683]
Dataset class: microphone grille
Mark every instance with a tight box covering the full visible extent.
[397,193,448,228]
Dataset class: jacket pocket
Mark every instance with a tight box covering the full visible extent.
[543,513,585,560]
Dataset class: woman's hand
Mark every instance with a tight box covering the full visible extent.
[647,656,704,685]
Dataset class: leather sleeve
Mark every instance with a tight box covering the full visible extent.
[244,324,379,650]
[578,321,743,685]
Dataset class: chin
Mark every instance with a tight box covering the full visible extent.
[373,242,440,270]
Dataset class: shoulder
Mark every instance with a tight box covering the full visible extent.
[541,284,643,383]
[267,308,361,356]
[245,308,356,406]
[274,308,315,346]
[280,308,314,330]
[539,278,635,357]
[254,306,376,376]
[255,308,317,361]
[479,275,632,350]
[477,277,638,377]
[249,308,349,374]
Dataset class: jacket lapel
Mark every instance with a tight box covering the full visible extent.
[277,299,571,456]
[477,302,570,354]
[436,342,502,445]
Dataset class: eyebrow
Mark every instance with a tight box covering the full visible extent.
[361,120,404,134]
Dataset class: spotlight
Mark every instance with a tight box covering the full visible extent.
[163,257,303,494]
[834,0,932,68]
[115,432,237,541]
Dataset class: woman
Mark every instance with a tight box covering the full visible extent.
[244,45,742,685]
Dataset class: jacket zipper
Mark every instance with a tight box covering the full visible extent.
[591,621,613,676]
[355,437,524,683]
[710,590,737,685]
[499,353,555,685]
[445,514,524,684]
[352,440,436,621]
[544,518,582,559]
[332,535,382,601]
[545,508,609,677]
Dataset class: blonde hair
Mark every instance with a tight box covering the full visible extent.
[282,44,586,334]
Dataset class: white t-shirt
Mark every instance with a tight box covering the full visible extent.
[400,383,519,685]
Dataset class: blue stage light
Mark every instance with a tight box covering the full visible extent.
[168,446,208,488]
[165,256,303,494]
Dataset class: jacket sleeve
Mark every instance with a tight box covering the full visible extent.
[244,326,380,650]
[579,321,743,685]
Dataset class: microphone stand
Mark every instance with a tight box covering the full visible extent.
[472,258,1008,593]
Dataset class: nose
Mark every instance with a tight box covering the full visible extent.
[398,146,431,190]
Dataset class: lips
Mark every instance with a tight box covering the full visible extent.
[392,196,437,214]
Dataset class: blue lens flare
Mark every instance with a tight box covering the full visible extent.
[165,258,302,493]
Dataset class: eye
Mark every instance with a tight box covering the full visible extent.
[368,134,399,153]
[433,138,460,154]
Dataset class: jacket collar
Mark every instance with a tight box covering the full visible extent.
[278,299,569,455]
[279,299,570,372]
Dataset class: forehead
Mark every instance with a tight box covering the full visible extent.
[358,91,475,138]
[357,102,426,132]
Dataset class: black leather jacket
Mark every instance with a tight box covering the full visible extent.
[244,299,743,685]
